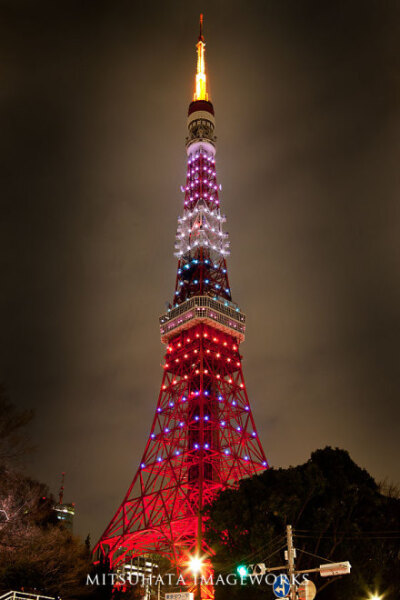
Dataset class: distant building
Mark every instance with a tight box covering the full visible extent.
[54,501,75,531]
[122,555,159,600]
[53,472,75,531]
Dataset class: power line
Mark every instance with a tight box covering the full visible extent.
[260,543,287,566]
[232,534,285,564]
[295,534,400,540]
[294,529,400,534]
[216,535,286,575]
[296,547,335,564]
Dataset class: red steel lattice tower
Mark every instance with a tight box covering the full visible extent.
[95,16,268,596]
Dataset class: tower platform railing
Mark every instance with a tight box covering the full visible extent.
[159,295,246,342]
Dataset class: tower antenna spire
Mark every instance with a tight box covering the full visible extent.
[59,472,65,504]
[199,13,204,42]
[194,14,208,101]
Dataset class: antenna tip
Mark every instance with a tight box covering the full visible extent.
[199,13,204,41]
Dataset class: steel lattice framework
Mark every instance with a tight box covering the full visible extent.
[94,17,268,598]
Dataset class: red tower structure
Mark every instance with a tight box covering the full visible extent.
[94,16,268,596]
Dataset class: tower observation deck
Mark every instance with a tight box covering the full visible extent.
[94,16,268,598]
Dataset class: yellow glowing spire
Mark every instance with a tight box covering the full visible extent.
[194,14,208,101]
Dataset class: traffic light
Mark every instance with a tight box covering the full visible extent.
[236,564,248,578]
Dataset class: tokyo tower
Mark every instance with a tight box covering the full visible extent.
[94,15,268,596]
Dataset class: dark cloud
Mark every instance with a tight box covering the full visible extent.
[0,0,399,540]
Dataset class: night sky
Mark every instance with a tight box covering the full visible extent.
[0,0,399,541]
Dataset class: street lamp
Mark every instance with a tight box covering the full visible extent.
[188,555,203,600]
[189,555,203,574]
[369,594,383,600]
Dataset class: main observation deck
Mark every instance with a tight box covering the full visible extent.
[159,296,246,343]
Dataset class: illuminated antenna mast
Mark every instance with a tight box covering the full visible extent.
[194,13,208,101]
[59,472,65,504]
[54,471,75,531]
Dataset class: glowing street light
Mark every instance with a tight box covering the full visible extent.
[189,555,203,574]
[369,595,383,600]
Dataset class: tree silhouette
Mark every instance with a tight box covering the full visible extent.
[204,447,400,600]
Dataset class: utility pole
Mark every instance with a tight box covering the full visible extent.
[247,524,351,600]
[286,525,296,600]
